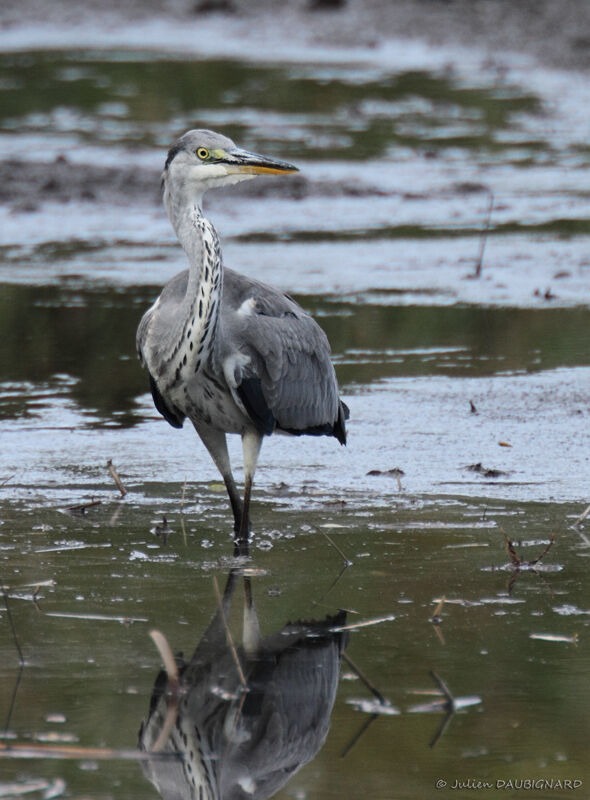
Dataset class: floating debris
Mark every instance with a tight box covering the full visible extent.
[0,743,173,761]
[529,632,579,644]
[329,613,395,633]
[465,463,507,479]
[63,499,102,516]
[150,516,171,544]
[45,612,147,624]
[346,698,399,715]
[366,467,404,490]
[34,731,79,744]
[431,596,483,608]
[366,467,405,477]
[0,778,65,797]
[553,604,590,617]
[35,542,111,554]
[407,695,482,714]
[406,671,482,748]
[44,714,66,724]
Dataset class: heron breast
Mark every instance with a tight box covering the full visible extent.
[180,370,249,434]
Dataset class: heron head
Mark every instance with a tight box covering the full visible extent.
[163,129,298,199]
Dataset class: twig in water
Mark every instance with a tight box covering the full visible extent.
[340,655,394,758]
[0,474,15,487]
[3,582,24,666]
[0,742,176,761]
[472,189,494,279]
[152,516,170,544]
[311,561,351,609]
[430,669,455,707]
[430,596,446,622]
[108,502,124,526]
[429,596,446,646]
[572,503,590,528]
[340,712,379,758]
[342,652,386,705]
[149,630,179,686]
[528,532,556,566]
[149,630,181,752]
[31,585,42,613]
[65,499,101,516]
[329,613,396,633]
[179,479,188,545]
[505,534,521,566]
[309,529,353,607]
[212,576,247,687]
[107,459,127,497]
[504,532,556,594]
[428,670,456,748]
[2,582,25,739]
[319,529,353,567]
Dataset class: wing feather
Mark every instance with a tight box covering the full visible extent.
[137,271,188,429]
[220,269,346,442]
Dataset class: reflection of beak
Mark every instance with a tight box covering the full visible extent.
[222,147,299,176]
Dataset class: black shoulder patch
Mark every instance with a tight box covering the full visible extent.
[237,377,275,436]
[149,374,185,429]
[164,142,183,171]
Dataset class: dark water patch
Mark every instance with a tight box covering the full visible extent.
[1,283,588,424]
[305,301,590,384]
[0,283,145,423]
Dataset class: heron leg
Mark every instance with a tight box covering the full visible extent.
[194,424,243,533]
[237,430,263,544]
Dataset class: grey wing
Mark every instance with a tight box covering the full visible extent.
[136,271,188,429]
[220,611,348,798]
[221,269,348,443]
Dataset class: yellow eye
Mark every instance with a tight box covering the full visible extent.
[196,147,209,160]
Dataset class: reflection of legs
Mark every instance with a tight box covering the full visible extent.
[238,430,263,544]
[242,576,261,656]
[195,424,243,532]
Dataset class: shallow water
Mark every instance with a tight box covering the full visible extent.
[1,28,589,800]
[2,496,589,799]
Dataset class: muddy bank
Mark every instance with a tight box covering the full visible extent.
[0,156,390,211]
[0,157,160,210]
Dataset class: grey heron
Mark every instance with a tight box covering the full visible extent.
[137,130,348,542]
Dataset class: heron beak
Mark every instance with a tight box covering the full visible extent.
[222,147,299,176]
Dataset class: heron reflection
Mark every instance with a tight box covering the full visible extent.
[138,566,348,800]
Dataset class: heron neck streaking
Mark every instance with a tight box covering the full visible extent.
[158,129,298,384]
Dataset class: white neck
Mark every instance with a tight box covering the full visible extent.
[162,190,223,385]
